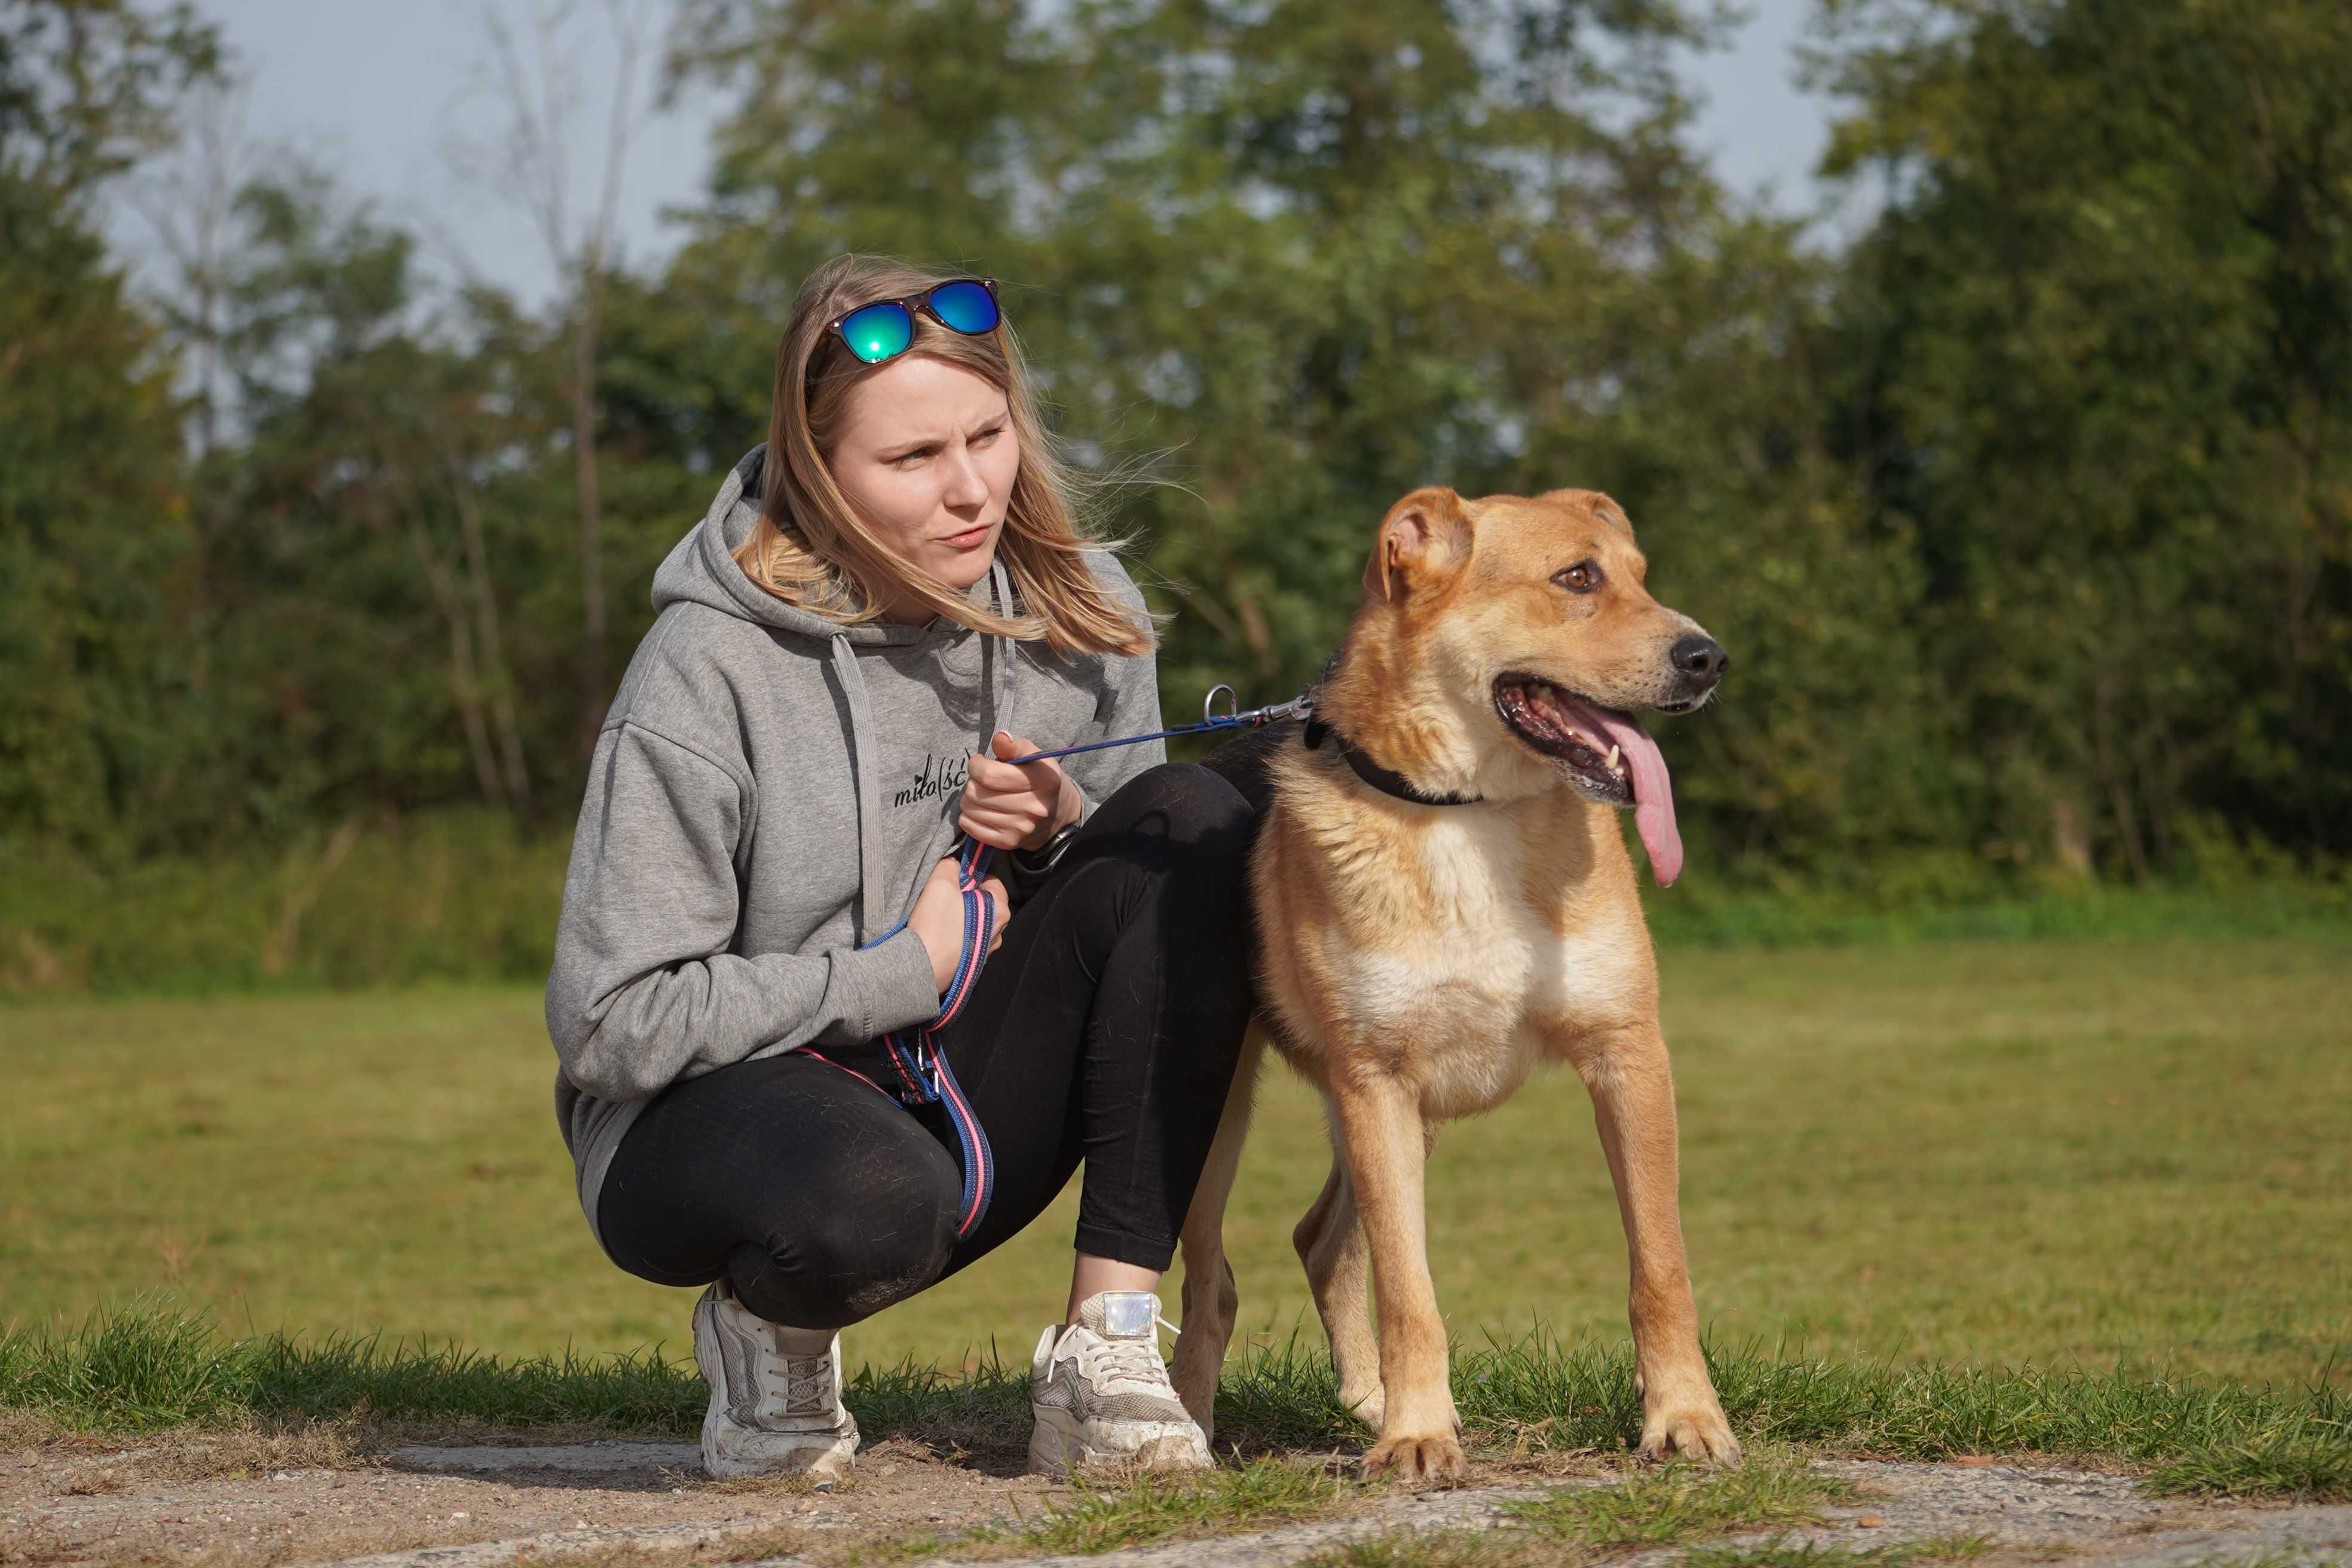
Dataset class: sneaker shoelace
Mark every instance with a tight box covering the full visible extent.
[1091,1334,1175,1392]
[771,1351,834,1419]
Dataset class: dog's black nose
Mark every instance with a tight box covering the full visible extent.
[1670,635,1729,683]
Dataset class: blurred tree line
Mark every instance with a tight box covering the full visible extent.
[3,0,2347,983]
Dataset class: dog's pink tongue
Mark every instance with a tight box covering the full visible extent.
[1595,712,1682,887]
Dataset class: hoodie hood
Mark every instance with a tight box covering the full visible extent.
[654,445,1018,945]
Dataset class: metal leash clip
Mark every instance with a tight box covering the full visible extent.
[1202,684,1315,728]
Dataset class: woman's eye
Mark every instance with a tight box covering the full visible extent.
[1553,560,1604,593]
[972,425,1004,446]
[890,448,933,467]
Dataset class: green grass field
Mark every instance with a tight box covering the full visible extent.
[2,936,2347,1394]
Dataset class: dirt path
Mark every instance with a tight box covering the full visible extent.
[4,1430,2344,1568]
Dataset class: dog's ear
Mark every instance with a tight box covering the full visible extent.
[1538,488,1634,537]
[1364,487,1472,602]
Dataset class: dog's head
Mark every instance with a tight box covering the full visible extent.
[1353,485,1726,885]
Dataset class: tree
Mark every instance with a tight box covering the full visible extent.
[0,1,219,853]
[200,169,561,832]
[662,0,1938,880]
[0,0,218,199]
[1813,0,2352,872]
[452,0,669,760]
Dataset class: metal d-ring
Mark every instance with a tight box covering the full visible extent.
[1202,683,1240,725]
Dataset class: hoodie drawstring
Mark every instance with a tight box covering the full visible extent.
[828,633,889,947]
[821,578,1020,1239]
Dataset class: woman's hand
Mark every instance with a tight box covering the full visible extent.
[908,854,1009,994]
[959,730,1082,851]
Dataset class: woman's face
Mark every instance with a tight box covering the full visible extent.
[827,354,1019,617]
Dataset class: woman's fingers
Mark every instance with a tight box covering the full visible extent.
[966,733,1067,825]
[982,877,1008,951]
[957,814,1021,849]
[965,750,1033,791]
[958,801,1045,847]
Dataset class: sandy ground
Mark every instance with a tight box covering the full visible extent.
[1,1424,1077,1566]
[3,1425,2346,1568]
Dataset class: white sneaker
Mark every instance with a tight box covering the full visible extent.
[1027,1291,1212,1475]
[691,1280,860,1484]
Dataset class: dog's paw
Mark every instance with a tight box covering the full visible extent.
[1637,1395,1742,1466]
[1340,1384,1385,1431]
[1361,1431,1471,1487]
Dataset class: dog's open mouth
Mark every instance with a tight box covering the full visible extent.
[1493,675,1685,887]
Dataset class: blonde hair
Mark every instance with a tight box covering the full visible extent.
[732,255,1154,657]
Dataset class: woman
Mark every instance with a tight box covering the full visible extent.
[544,256,1256,1483]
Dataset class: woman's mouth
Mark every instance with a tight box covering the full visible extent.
[942,521,993,549]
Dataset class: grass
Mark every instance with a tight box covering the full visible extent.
[0,812,568,997]
[2,937,2347,1385]
[1498,1455,1854,1546]
[1296,1458,1984,1568]
[973,1458,1359,1556]
[7,800,2347,997]
[2,935,2348,1505]
[4,1300,2346,1500]
[1677,1540,1995,1568]
[1310,1538,1998,1568]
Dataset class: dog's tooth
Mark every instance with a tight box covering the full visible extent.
[1606,744,1622,772]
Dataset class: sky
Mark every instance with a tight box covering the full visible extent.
[111,0,1842,310]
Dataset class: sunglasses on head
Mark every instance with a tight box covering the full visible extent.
[825,277,1002,365]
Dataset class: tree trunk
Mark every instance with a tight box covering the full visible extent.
[390,483,507,812]
[572,259,608,761]
[437,440,532,822]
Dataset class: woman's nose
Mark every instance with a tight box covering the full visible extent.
[940,445,988,509]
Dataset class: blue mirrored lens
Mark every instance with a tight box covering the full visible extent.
[929,281,1000,335]
[840,303,914,363]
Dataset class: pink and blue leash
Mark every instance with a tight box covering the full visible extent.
[852,686,1310,1239]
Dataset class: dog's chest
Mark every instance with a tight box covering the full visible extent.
[1327,809,1640,1111]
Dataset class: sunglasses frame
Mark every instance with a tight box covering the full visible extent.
[824,277,1003,366]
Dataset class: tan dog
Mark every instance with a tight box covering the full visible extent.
[1171,485,1740,1483]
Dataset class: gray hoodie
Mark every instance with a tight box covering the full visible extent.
[544,446,1165,1252]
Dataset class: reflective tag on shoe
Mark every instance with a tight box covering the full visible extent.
[1099,1291,1157,1340]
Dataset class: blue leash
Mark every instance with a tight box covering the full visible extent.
[1000,684,1313,766]
[849,684,1310,1238]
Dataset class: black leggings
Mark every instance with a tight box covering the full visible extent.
[595,762,1257,1330]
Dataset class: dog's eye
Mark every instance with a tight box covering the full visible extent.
[1553,560,1604,594]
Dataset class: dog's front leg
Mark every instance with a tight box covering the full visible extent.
[1572,1025,1741,1465]
[1331,1071,1468,1484]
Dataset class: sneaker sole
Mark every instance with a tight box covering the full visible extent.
[702,1411,859,1484]
[1026,1416,1211,1477]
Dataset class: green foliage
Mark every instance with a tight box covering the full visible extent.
[0,173,186,849]
[663,0,1949,877]
[1815,0,2352,875]
[0,0,219,195]
[5,0,2352,959]
[0,809,566,994]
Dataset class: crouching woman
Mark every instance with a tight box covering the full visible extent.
[544,255,1255,1483]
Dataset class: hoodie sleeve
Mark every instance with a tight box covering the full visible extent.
[544,720,942,1103]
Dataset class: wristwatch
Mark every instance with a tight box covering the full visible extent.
[1009,815,1082,878]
